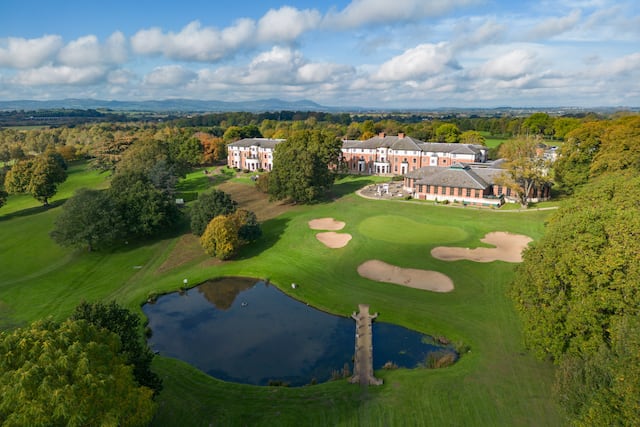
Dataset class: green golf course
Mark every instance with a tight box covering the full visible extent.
[0,162,564,426]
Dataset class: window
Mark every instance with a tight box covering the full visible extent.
[466,188,471,197]
[449,187,454,195]
[441,186,446,195]
[497,185,502,195]
[413,158,416,163]
[434,185,438,194]
[425,185,431,193]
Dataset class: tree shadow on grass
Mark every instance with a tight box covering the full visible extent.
[176,175,211,192]
[105,212,192,255]
[0,199,66,222]
[326,177,378,201]
[234,216,290,260]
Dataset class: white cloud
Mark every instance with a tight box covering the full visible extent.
[58,32,127,66]
[107,69,135,85]
[12,65,106,86]
[189,46,354,97]
[0,35,63,69]
[590,52,640,78]
[131,20,252,62]
[243,46,304,84]
[324,0,480,29]
[526,9,582,40]
[373,43,458,81]
[144,65,197,86]
[130,7,322,63]
[256,7,321,42]
[453,19,506,50]
[297,63,354,83]
[477,49,539,80]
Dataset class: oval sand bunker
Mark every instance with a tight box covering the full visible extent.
[308,218,346,231]
[316,232,352,248]
[357,260,454,293]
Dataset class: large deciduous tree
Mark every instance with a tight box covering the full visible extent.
[196,132,227,164]
[268,130,342,204]
[510,171,640,423]
[435,123,461,143]
[71,301,162,396]
[496,137,552,207]
[523,112,553,137]
[50,188,124,251]
[189,189,238,236]
[200,214,241,260]
[200,209,261,260]
[553,121,605,195]
[459,130,486,145]
[109,170,180,237]
[4,158,34,194]
[4,151,67,206]
[589,115,640,177]
[0,318,155,426]
[90,132,135,172]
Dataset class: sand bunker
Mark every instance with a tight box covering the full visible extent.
[315,232,352,249]
[308,217,346,231]
[431,232,533,263]
[309,217,352,248]
[357,260,454,293]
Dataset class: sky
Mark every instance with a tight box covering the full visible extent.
[0,0,638,108]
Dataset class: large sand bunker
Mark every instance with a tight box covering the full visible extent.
[357,260,454,293]
[431,232,533,263]
[315,232,352,249]
[308,218,346,231]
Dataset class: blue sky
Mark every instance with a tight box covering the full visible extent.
[0,0,638,108]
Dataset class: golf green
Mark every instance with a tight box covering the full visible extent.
[358,215,468,244]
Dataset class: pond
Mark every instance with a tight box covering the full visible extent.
[143,277,457,386]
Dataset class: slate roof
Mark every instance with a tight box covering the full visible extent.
[417,142,485,155]
[342,136,486,155]
[227,138,284,149]
[342,135,424,151]
[407,163,504,189]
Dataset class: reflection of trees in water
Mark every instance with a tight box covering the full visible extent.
[197,277,258,310]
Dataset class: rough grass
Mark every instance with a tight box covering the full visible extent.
[0,164,566,426]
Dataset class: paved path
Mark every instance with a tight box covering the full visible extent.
[349,304,383,386]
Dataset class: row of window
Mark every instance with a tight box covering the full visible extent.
[418,184,513,198]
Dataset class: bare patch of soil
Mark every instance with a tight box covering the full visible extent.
[217,181,294,221]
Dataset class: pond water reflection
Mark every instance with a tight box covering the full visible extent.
[143,277,455,386]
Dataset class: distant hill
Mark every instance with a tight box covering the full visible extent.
[0,98,343,113]
[0,98,636,115]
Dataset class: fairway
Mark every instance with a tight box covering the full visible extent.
[0,163,565,426]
